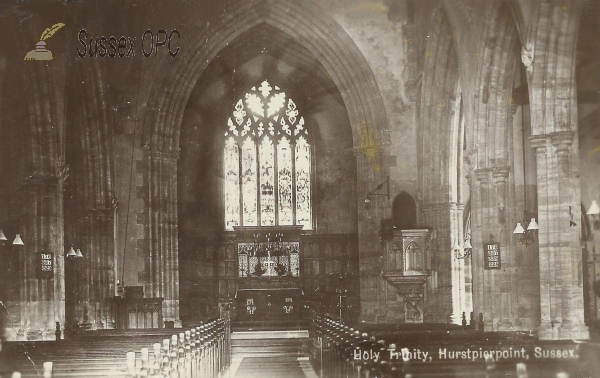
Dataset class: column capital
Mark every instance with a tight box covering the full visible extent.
[550,131,574,150]
[551,131,574,169]
[529,134,549,153]
[491,167,511,183]
[474,168,491,184]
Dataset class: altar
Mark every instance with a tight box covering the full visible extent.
[232,226,304,324]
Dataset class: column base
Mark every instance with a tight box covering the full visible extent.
[559,320,590,340]
[496,319,514,331]
[537,321,554,340]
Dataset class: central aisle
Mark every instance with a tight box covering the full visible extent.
[233,356,315,378]
[225,330,318,378]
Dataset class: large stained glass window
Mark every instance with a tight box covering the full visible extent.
[224,80,312,230]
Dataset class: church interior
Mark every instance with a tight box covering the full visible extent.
[0,0,600,376]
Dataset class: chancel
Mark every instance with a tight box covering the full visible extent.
[1,0,600,377]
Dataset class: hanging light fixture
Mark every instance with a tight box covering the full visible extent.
[513,222,525,234]
[586,200,600,229]
[513,215,537,246]
[0,230,24,245]
[67,246,77,257]
[12,234,24,246]
[527,218,539,231]
[463,238,473,249]
[514,113,538,247]
[75,248,83,258]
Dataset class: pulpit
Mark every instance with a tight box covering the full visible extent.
[382,229,431,323]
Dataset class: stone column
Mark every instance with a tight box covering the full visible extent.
[421,202,456,323]
[551,132,588,339]
[144,147,181,327]
[472,168,493,330]
[78,205,116,329]
[530,133,589,339]
[353,145,389,322]
[529,136,554,338]
[492,168,513,331]
[452,202,466,322]
[17,175,65,341]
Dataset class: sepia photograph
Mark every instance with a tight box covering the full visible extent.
[0,0,599,376]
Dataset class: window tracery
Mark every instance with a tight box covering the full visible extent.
[224,80,312,230]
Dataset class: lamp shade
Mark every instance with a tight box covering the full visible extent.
[527,218,539,230]
[464,239,473,249]
[75,248,83,258]
[587,200,600,215]
[0,229,7,241]
[513,223,525,234]
[453,242,462,251]
[67,247,76,257]
[13,234,24,245]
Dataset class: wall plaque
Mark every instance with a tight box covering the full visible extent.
[39,252,54,279]
[484,243,501,270]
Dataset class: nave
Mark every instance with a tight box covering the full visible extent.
[2,317,599,377]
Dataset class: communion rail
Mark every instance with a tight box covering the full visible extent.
[308,316,597,378]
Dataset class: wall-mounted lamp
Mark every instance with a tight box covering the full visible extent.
[0,230,24,245]
[513,212,538,246]
[454,236,473,260]
[364,176,390,204]
[586,200,600,230]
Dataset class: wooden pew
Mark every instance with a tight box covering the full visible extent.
[5,318,232,378]
[308,315,595,378]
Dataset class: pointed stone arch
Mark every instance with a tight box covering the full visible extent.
[138,0,390,323]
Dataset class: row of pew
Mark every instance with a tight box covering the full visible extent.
[308,316,596,378]
[4,319,231,378]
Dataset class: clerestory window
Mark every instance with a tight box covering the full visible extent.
[224,80,312,230]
